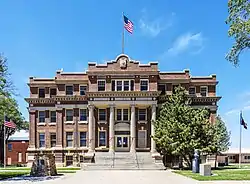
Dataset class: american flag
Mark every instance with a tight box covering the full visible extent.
[124,15,133,34]
[4,120,16,129]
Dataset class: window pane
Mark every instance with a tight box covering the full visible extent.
[124,81,129,91]
[200,87,207,97]
[117,109,122,121]
[116,81,122,91]
[8,144,12,152]
[39,89,45,98]
[189,87,196,95]
[66,110,73,121]
[50,133,56,147]
[99,109,106,121]
[98,81,105,91]
[139,109,146,121]
[39,133,45,147]
[50,88,57,97]
[80,109,87,121]
[66,132,73,147]
[123,109,129,120]
[80,132,87,147]
[130,80,134,91]
[80,86,87,96]
[140,80,148,91]
[99,131,106,146]
[50,111,56,122]
[39,111,45,123]
[66,86,73,95]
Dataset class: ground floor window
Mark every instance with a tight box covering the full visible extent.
[99,131,106,146]
[80,132,87,147]
[80,155,84,163]
[66,156,73,166]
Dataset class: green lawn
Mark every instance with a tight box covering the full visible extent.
[0,171,29,180]
[0,167,80,171]
[173,169,250,181]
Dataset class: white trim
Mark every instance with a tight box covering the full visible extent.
[89,100,157,106]
[138,108,147,121]
[37,123,46,126]
[48,123,56,126]
[140,79,149,91]
[97,80,106,91]
[56,104,88,109]
[29,107,56,111]
[65,85,74,96]
[113,79,134,91]
[65,109,74,123]
[98,130,107,147]
[200,86,208,97]
[116,108,129,121]
[66,132,74,148]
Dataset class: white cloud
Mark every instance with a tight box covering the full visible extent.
[167,32,205,56]
[225,105,250,116]
[139,9,175,37]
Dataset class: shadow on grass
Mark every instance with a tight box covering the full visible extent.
[1,174,64,182]
[170,165,239,171]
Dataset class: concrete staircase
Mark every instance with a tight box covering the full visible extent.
[81,152,165,170]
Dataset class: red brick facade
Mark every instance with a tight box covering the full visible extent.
[25,54,221,167]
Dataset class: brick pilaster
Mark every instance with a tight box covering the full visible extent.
[29,110,36,148]
[56,108,63,148]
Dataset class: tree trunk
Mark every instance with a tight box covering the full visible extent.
[214,153,217,169]
[182,154,191,169]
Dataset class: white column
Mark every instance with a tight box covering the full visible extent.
[130,104,136,153]
[109,105,115,152]
[88,105,94,153]
[151,104,156,153]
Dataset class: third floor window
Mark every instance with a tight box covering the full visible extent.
[98,81,106,91]
[39,88,45,98]
[112,80,134,91]
[189,87,196,95]
[66,86,73,95]
[98,109,106,121]
[200,86,208,97]
[140,80,148,91]
[80,86,87,95]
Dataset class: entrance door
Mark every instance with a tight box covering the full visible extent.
[115,135,129,151]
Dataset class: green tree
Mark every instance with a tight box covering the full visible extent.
[226,0,250,65]
[153,86,215,168]
[212,115,231,168]
[0,54,28,165]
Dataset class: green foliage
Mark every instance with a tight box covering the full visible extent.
[153,86,217,167]
[213,116,231,153]
[226,0,250,65]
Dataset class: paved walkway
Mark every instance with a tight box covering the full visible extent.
[2,170,250,184]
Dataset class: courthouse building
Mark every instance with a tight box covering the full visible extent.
[25,54,221,167]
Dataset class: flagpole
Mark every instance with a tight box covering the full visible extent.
[3,112,6,168]
[122,12,125,54]
[239,111,242,169]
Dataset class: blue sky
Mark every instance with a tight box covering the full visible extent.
[0,0,250,149]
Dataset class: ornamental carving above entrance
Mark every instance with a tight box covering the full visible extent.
[117,55,128,69]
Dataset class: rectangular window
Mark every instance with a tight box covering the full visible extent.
[200,86,208,97]
[123,109,129,121]
[140,80,148,91]
[130,80,134,91]
[99,109,106,121]
[50,111,56,123]
[18,153,22,163]
[158,84,166,95]
[116,81,123,91]
[39,133,45,148]
[66,85,73,95]
[138,109,147,121]
[99,131,106,146]
[79,109,87,121]
[124,81,130,91]
[8,144,12,152]
[66,109,73,122]
[98,80,106,91]
[39,88,45,98]
[80,132,87,147]
[50,133,56,147]
[50,88,57,97]
[39,111,45,123]
[66,132,73,147]
[80,86,87,96]
[189,87,196,95]
[117,109,122,121]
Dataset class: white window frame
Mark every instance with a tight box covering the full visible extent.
[38,88,45,98]
[113,80,133,91]
[116,109,129,121]
[97,80,106,91]
[38,111,45,124]
[79,85,87,96]
[39,132,45,148]
[98,130,107,147]
[65,85,74,96]
[65,109,74,123]
[140,79,149,91]
[189,86,196,95]
[98,109,107,122]
[79,109,88,123]
[79,132,87,147]
[200,86,208,97]
[66,132,74,148]
[138,108,147,122]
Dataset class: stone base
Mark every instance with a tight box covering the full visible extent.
[83,152,95,163]
[199,164,211,176]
